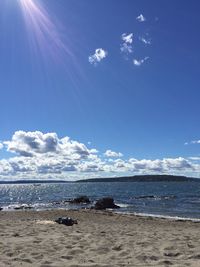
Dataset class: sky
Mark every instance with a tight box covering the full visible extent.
[0,0,200,180]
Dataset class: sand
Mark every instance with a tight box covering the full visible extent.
[0,209,200,267]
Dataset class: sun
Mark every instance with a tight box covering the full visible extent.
[18,0,84,90]
[18,0,73,61]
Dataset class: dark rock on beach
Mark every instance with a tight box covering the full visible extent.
[0,207,3,211]
[55,217,78,226]
[94,197,120,210]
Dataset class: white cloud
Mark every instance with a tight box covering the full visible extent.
[191,140,200,144]
[104,150,123,158]
[120,43,133,54]
[185,140,200,145]
[89,48,108,65]
[0,131,200,180]
[139,36,151,45]
[0,153,198,180]
[113,157,193,173]
[136,14,146,22]
[120,33,133,55]
[133,57,149,66]
[0,143,3,150]
[4,131,95,160]
[4,131,59,157]
[122,33,133,44]
[188,157,200,161]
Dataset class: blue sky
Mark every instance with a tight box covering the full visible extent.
[0,0,200,180]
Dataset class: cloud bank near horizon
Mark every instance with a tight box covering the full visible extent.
[0,131,199,180]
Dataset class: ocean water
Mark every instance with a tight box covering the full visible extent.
[1,181,200,220]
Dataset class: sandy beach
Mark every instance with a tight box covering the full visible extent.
[1,209,200,267]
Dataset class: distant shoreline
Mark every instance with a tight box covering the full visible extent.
[0,174,199,184]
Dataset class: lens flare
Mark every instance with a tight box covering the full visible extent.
[18,0,86,96]
[19,0,73,62]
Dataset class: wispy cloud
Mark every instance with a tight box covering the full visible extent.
[133,57,149,66]
[185,140,200,145]
[136,14,146,22]
[139,36,151,45]
[0,143,3,150]
[120,43,133,54]
[120,33,133,55]
[104,150,123,158]
[191,140,200,144]
[89,48,108,65]
[122,33,133,44]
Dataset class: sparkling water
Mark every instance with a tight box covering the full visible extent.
[1,181,200,219]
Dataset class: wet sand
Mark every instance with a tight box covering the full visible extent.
[0,209,200,266]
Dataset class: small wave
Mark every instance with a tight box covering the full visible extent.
[183,199,200,204]
[132,195,176,200]
[2,203,33,210]
[133,212,200,222]
[116,203,131,208]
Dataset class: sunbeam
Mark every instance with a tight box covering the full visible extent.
[18,0,86,101]
[19,0,73,62]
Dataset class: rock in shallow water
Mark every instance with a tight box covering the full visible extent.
[67,196,91,204]
[94,197,120,210]
[14,205,33,210]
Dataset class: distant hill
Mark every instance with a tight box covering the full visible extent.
[0,175,199,185]
[77,175,200,183]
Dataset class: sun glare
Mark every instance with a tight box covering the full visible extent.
[19,0,73,60]
[18,0,84,90]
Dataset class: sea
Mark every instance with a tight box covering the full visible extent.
[1,181,200,221]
